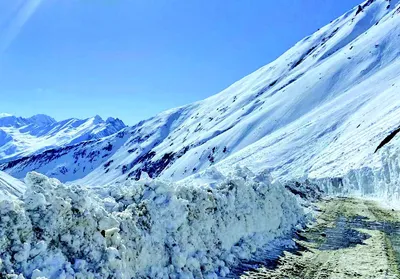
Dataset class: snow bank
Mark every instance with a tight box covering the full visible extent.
[0,167,305,278]
[313,140,400,201]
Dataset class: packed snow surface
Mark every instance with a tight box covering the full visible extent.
[0,168,304,278]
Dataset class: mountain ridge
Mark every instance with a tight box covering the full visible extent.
[0,113,126,162]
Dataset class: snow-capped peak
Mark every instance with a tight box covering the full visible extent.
[0,113,56,128]
[0,113,13,118]
[106,117,126,130]
[0,114,127,162]
[92,114,104,124]
[27,114,57,126]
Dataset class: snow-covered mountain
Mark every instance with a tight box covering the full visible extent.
[0,170,25,200]
[0,114,126,162]
[2,0,400,185]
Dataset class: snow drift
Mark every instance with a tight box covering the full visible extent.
[0,168,304,278]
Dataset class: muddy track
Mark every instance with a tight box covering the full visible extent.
[241,198,400,279]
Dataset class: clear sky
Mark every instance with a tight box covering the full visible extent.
[0,0,361,125]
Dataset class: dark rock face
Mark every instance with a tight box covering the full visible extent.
[375,126,400,153]
[356,5,364,15]
[125,145,192,180]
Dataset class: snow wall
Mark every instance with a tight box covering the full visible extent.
[314,143,400,200]
[0,167,305,279]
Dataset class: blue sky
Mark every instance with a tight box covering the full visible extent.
[0,0,361,125]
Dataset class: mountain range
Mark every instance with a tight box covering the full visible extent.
[0,114,125,162]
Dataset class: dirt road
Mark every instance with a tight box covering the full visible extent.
[241,198,400,279]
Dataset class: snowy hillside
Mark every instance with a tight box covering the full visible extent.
[0,170,25,200]
[1,0,400,186]
[0,114,126,162]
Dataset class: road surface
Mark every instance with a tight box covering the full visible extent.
[241,198,400,279]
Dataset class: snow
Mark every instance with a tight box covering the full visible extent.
[313,135,400,200]
[0,113,13,118]
[0,131,129,182]
[0,171,25,200]
[0,168,305,278]
[0,114,126,162]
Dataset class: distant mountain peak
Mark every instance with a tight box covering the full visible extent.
[0,113,127,162]
[28,114,57,126]
[106,116,117,122]
[0,113,56,127]
[0,113,13,118]
[92,115,104,124]
[106,117,126,129]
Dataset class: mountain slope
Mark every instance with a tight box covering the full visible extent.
[1,0,400,185]
[0,170,25,200]
[0,114,126,162]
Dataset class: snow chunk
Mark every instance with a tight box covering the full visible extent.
[0,168,305,278]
